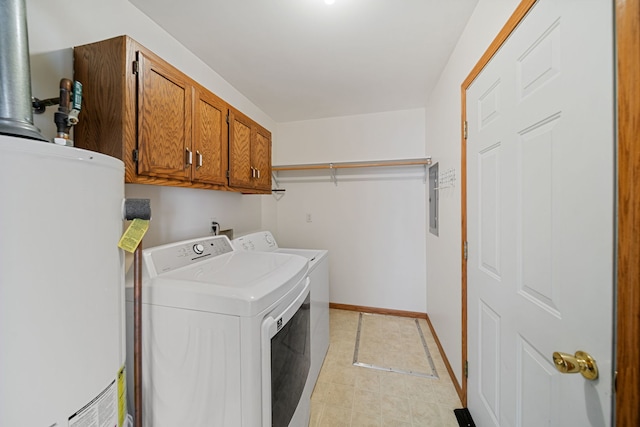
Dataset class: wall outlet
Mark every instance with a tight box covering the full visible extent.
[211,221,220,235]
[306,213,312,223]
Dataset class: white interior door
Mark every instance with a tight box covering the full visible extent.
[466,1,614,425]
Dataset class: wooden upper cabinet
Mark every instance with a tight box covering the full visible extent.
[228,108,272,192]
[73,36,130,166]
[228,109,253,189]
[253,126,272,191]
[73,35,260,192]
[192,87,228,186]
[136,51,191,181]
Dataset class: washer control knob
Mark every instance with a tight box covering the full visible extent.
[193,243,204,255]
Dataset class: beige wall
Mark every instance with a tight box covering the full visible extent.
[273,109,428,312]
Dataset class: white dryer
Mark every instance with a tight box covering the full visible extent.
[232,231,329,398]
[125,235,311,427]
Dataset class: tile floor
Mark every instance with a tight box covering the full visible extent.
[309,309,462,427]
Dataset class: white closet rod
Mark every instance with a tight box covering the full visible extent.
[272,157,432,171]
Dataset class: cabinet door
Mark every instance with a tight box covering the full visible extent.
[252,126,272,191]
[193,89,227,185]
[228,109,253,188]
[137,51,192,181]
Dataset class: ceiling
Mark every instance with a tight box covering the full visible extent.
[129,0,479,123]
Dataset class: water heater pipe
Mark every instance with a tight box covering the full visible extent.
[122,198,151,427]
[133,243,143,427]
[0,0,45,141]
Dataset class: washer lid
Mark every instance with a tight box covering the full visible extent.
[275,248,328,271]
[139,251,308,317]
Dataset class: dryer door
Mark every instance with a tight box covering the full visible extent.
[261,278,311,427]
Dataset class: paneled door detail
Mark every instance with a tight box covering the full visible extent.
[228,110,253,189]
[252,127,272,191]
[137,51,191,181]
[466,0,614,425]
[193,89,227,185]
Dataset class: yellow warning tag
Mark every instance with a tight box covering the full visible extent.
[118,218,149,253]
[117,365,127,427]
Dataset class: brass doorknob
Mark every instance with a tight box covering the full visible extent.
[552,350,598,380]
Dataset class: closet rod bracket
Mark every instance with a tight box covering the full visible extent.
[329,163,338,186]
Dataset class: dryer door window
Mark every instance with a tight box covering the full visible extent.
[270,293,310,427]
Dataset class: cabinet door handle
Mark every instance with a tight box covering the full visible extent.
[256,169,261,179]
[185,148,193,167]
[250,166,255,178]
[196,151,203,169]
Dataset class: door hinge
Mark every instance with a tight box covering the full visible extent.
[132,149,139,162]
[464,121,468,140]
[226,170,230,178]
[132,60,139,75]
[464,241,468,261]
[465,360,469,378]
[226,114,230,124]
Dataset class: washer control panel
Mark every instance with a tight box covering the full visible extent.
[148,235,235,275]
[233,231,279,252]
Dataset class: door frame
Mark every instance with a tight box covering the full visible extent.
[458,0,640,424]
[613,0,640,424]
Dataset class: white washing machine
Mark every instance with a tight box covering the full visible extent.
[125,235,311,427]
[232,231,329,400]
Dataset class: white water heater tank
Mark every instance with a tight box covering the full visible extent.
[0,135,127,427]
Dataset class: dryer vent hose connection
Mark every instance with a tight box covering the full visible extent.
[123,198,151,221]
